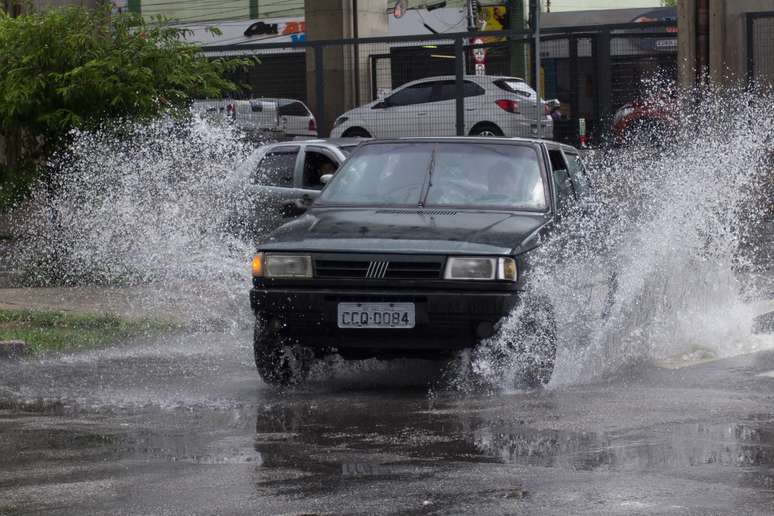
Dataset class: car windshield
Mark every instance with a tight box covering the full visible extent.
[317,142,547,210]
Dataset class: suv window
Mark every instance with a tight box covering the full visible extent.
[278,101,309,117]
[564,152,590,196]
[386,83,433,107]
[548,149,575,208]
[435,80,487,102]
[548,149,568,173]
[255,146,298,187]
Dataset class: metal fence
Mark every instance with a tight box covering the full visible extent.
[204,21,676,145]
[747,12,774,86]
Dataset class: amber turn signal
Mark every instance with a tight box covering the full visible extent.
[251,253,264,277]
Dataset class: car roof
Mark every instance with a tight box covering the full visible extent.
[252,98,309,107]
[400,75,528,85]
[357,136,577,151]
[260,138,368,150]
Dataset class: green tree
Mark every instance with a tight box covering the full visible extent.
[0,6,246,207]
[662,0,677,7]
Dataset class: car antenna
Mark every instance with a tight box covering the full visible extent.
[420,145,436,207]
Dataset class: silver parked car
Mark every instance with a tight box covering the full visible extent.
[234,138,366,237]
[330,75,557,140]
[193,98,318,138]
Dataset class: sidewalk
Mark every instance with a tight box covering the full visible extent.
[0,286,245,326]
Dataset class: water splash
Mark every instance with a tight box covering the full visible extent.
[14,115,264,328]
[10,86,773,388]
[452,83,774,391]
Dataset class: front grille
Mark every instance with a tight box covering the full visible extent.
[314,257,443,280]
[384,261,442,279]
[375,209,458,216]
[315,259,370,278]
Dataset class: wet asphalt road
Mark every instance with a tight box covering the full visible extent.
[2,331,774,515]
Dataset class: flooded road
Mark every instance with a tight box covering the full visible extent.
[3,88,773,514]
[2,331,774,515]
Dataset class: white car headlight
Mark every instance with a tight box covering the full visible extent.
[444,257,517,281]
[264,254,313,278]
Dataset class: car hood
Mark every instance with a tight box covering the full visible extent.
[258,208,550,255]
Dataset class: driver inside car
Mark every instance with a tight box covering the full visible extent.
[483,160,545,208]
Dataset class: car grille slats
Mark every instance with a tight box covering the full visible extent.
[384,261,442,279]
[375,209,458,216]
[314,256,443,280]
[315,259,370,278]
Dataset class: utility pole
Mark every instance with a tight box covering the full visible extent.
[530,0,541,137]
[508,0,526,79]
[3,0,18,17]
[465,0,476,32]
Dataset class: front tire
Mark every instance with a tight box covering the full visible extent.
[253,319,312,386]
[510,298,557,386]
[342,127,372,138]
[470,123,504,137]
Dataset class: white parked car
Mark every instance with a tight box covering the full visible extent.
[330,75,555,139]
[193,98,317,137]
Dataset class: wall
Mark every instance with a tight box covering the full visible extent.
[679,0,774,87]
[712,0,774,84]
[305,0,389,133]
[545,0,661,11]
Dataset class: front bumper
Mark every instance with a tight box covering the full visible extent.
[250,286,518,351]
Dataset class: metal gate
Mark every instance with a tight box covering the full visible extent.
[747,11,774,85]
[204,21,676,144]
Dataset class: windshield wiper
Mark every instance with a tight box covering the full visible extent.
[419,145,436,207]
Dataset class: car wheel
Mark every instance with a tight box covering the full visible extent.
[511,297,557,387]
[253,318,312,386]
[470,123,503,137]
[342,127,372,138]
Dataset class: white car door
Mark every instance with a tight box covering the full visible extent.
[424,80,485,137]
[374,82,434,138]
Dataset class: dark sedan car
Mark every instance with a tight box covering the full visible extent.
[249,137,590,385]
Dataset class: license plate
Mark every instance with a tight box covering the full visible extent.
[337,302,415,329]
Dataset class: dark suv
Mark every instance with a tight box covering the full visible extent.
[249,138,590,385]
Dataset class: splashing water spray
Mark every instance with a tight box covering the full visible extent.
[14,115,263,330]
[449,82,774,392]
[10,84,774,389]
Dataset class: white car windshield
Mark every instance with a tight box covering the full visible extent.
[318,142,547,210]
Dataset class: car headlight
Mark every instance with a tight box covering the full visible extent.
[333,116,348,127]
[252,253,313,278]
[444,257,517,281]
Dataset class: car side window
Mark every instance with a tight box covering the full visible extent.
[278,102,309,117]
[386,83,433,107]
[564,152,590,196]
[548,149,575,210]
[255,146,298,187]
[302,148,339,190]
[435,80,486,102]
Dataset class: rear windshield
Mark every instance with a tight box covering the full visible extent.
[318,142,546,210]
[277,101,310,117]
[494,79,537,99]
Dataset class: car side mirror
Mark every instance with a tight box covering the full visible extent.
[320,173,334,185]
[280,194,314,218]
[373,100,389,109]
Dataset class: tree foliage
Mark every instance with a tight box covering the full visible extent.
[0,6,245,171]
